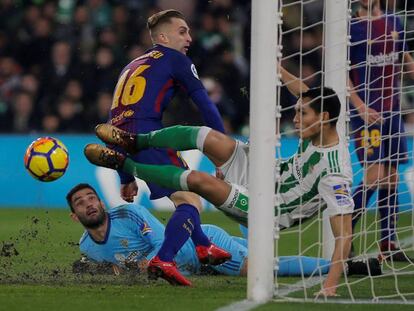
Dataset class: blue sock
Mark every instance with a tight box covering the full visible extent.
[352,182,375,229]
[184,204,211,247]
[378,188,398,245]
[157,204,197,262]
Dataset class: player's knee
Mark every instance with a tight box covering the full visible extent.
[170,191,202,210]
[187,171,213,192]
[204,130,236,164]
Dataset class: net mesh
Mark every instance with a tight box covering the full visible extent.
[274,0,414,303]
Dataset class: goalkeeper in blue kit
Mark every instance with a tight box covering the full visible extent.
[67,184,379,283]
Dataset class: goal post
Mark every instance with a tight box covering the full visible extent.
[322,0,349,260]
[247,0,279,302]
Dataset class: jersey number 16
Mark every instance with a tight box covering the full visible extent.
[111,65,151,109]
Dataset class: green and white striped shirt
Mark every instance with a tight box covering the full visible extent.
[277,139,354,229]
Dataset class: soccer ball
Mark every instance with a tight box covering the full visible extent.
[24,137,69,182]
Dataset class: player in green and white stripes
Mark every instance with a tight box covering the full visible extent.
[85,83,353,297]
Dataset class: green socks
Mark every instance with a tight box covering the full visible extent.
[122,125,214,191]
[122,158,190,191]
[136,125,203,151]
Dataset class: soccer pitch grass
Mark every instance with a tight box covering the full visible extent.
[1,208,414,311]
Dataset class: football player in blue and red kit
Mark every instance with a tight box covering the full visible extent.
[106,9,229,285]
[349,0,414,260]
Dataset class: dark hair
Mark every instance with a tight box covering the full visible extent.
[66,183,99,212]
[300,87,341,126]
[147,9,186,35]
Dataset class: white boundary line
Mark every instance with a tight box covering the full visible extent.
[217,236,414,310]
[275,298,414,305]
[216,276,326,311]
[215,299,263,311]
[275,276,326,297]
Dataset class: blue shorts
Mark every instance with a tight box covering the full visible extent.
[201,224,248,276]
[350,112,408,165]
[118,120,189,200]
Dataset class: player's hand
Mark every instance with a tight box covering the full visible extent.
[314,280,339,298]
[357,105,382,125]
[314,287,339,298]
[120,180,138,202]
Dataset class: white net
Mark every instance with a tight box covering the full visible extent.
[274,0,414,303]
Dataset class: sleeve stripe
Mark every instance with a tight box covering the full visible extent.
[221,260,242,271]
[328,150,340,174]
[110,210,145,228]
[222,260,241,268]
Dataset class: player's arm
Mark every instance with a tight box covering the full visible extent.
[317,175,353,296]
[279,66,309,97]
[171,53,225,133]
[120,179,138,203]
[322,213,352,296]
[403,52,414,80]
[115,165,138,202]
[190,89,225,133]
[397,14,414,80]
[128,204,166,253]
[348,77,382,125]
[107,144,137,202]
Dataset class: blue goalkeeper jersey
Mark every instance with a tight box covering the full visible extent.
[78,204,329,277]
[349,13,407,113]
[79,204,200,275]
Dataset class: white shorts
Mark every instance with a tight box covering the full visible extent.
[215,140,250,226]
[219,140,249,187]
[215,140,352,229]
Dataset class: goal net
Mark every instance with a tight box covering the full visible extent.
[272,0,414,303]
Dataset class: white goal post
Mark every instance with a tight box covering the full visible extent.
[247,0,279,303]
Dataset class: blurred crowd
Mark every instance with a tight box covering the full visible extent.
[0,0,252,134]
[0,0,413,135]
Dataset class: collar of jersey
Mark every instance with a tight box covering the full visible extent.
[309,140,340,152]
[89,214,111,245]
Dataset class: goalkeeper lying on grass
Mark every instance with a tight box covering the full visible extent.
[67,184,380,283]
[84,85,372,296]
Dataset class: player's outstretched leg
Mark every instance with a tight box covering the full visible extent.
[95,124,138,154]
[96,123,213,153]
[147,256,192,286]
[85,143,191,191]
[95,123,236,168]
[84,144,126,170]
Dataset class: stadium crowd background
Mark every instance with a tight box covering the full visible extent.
[0,0,413,135]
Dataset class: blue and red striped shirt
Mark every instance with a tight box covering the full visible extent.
[349,14,407,112]
[109,44,224,134]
